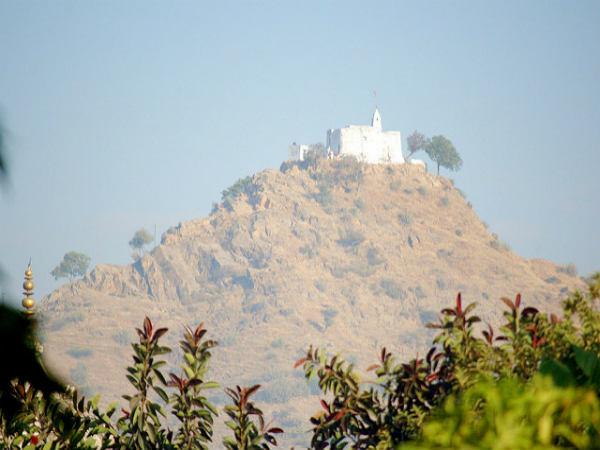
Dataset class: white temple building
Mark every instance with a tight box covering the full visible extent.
[289,109,405,164]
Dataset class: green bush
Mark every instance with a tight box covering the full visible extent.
[403,376,600,450]
[4,272,600,450]
[0,318,282,449]
[296,275,600,449]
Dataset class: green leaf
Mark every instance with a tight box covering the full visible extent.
[153,386,169,403]
[201,381,220,390]
[573,346,600,389]
[539,358,576,387]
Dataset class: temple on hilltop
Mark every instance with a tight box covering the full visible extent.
[289,108,405,164]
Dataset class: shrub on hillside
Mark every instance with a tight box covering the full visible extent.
[221,176,258,210]
[313,183,333,207]
[354,197,365,210]
[558,263,578,277]
[390,180,402,192]
[380,278,407,300]
[398,213,413,226]
[336,229,365,248]
[490,234,511,251]
[367,247,385,266]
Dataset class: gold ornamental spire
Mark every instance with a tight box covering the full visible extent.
[22,260,35,316]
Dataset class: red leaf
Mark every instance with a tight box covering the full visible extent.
[515,293,522,309]
[366,364,380,372]
[320,400,329,412]
[456,293,462,315]
[331,410,345,421]
[268,427,284,434]
[152,327,169,343]
[500,297,515,311]
[143,317,153,338]
[293,357,308,369]
[245,384,261,399]
[522,307,539,317]
[426,373,438,382]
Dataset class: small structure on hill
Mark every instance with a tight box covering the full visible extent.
[288,143,325,161]
[289,109,405,164]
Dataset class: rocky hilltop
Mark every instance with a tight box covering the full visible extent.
[40,159,584,445]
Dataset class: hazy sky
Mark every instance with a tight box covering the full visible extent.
[1,1,599,301]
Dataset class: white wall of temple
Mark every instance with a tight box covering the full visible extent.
[326,129,342,154]
[334,127,402,163]
[381,131,404,163]
[296,111,403,164]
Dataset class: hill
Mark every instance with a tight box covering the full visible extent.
[40,159,584,446]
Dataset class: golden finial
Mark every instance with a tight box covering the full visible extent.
[22,259,35,316]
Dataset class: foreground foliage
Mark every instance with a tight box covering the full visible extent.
[297,274,600,449]
[0,318,281,449]
[1,274,599,449]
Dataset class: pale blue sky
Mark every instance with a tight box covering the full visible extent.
[1,1,599,301]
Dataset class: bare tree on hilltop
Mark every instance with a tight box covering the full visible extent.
[406,131,429,160]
